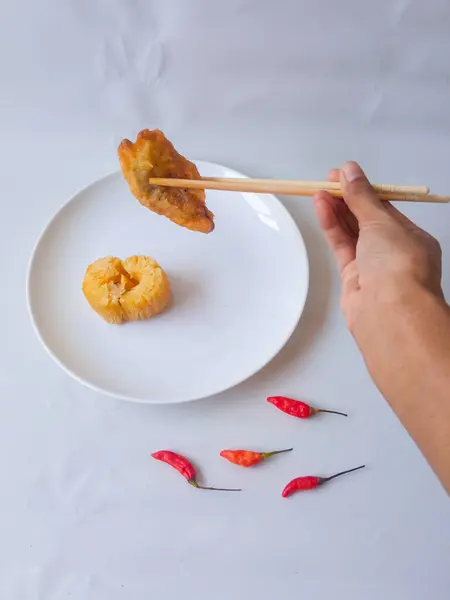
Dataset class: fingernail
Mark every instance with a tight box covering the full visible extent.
[342,161,364,182]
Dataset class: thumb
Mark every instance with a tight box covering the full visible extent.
[340,161,386,223]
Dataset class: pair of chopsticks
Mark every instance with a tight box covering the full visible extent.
[148,176,449,203]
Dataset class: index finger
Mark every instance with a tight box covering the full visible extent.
[327,168,340,183]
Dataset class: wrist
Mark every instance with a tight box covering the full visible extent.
[349,280,450,393]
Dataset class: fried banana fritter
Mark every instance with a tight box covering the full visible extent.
[118,129,214,233]
[82,255,171,324]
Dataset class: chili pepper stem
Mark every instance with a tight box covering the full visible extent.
[319,465,366,485]
[196,485,242,492]
[188,479,241,492]
[261,448,293,460]
[312,408,348,417]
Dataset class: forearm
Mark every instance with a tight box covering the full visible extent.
[353,283,450,492]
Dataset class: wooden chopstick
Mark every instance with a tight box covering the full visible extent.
[201,177,429,195]
[148,177,449,203]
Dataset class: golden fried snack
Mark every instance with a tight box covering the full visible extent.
[82,256,171,324]
[118,129,214,233]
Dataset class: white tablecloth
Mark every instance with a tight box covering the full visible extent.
[1,1,449,598]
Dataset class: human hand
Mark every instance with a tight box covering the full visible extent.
[313,161,443,333]
[315,162,450,493]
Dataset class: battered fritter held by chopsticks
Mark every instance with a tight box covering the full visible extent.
[118,129,214,233]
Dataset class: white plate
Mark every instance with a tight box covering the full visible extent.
[27,162,309,404]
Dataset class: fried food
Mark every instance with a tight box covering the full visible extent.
[82,256,171,324]
[118,129,214,233]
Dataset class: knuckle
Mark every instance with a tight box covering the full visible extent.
[396,241,441,280]
[429,236,442,256]
[401,250,426,271]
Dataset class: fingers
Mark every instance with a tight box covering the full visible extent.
[325,167,360,237]
[330,164,418,230]
[314,190,357,274]
[339,161,386,224]
[327,169,340,183]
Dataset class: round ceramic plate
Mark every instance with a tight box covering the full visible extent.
[27,162,309,403]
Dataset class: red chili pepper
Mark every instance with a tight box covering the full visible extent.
[152,450,241,492]
[282,465,365,497]
[220,447,293,467]
[267,396,347,418]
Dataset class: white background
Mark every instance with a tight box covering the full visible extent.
[1,0,450,598]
